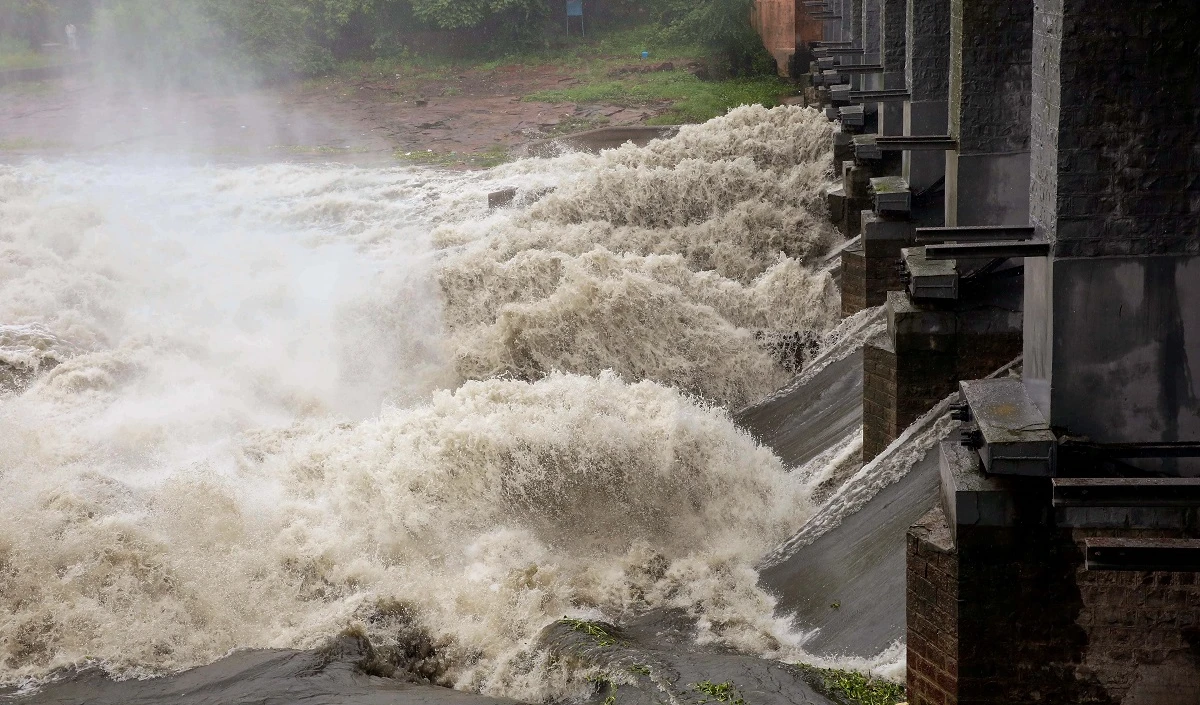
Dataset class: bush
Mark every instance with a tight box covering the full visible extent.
[82,0,775,82]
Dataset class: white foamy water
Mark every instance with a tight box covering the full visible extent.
[0,106,849,697]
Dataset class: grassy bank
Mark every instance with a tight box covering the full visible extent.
[322,25,792,126]
[525,71,790,125]
[0,39,67,72]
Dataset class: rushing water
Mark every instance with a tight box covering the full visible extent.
[0,105,845,699]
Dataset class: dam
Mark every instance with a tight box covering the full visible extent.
[776,0,1200,701]
[0,2,1196,704]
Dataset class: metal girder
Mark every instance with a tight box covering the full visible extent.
[915,225,1035,244]
[837,64,885,74]
[1061,441,1200,459]
[875,135,957,150]
[1053,478,1200,508]
[924,240,1050,260]
[1086,538,1200,572]
[848,89,909,102]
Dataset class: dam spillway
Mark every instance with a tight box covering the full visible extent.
[781,0,1200,701]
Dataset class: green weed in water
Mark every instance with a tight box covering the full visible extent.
[561,618,620,647]
[692,680,746,705]
[797,665,906,705]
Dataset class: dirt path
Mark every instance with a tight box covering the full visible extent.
[0,62,667,165]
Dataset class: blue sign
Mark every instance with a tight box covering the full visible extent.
[566,0,583,17]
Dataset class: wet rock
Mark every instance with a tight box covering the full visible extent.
[536,611,835,705]
[3,641,518,705]
[488,188,518,209]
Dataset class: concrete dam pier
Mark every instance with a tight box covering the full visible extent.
[775,0,1200,701]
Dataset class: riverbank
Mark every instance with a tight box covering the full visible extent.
[0,31,793,166]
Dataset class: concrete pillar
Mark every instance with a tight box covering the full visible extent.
[860,0,882,90]
[904,0,950,202]
[944,0,1033,226]
[861,291,1022,460]
[878,0,906,135]
[850,0,863,45]
[1023,0,1200,461]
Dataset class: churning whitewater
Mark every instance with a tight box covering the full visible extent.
[0,105,844,698]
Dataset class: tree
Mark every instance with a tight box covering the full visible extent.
[0,0,59,48]
[406,0,546,31]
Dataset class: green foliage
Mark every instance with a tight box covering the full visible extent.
[692,680,746,705]
[408,0,545,30]
[628,664,652,675]
[648,0,775,77]
[395,145,509,168]
[797,665,906,705]
[0,0,59,48]
[525,70,789,125]
[561,618,620,647]
[89,0,391,83]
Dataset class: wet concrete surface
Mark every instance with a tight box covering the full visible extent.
[0,635,519,705]
[760,450,940,657]
[736,350,863,469]
[538,613,835,705]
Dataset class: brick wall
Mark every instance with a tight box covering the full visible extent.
[1031,1,1200,258]
[841,248,867,316]
[860,221,910,307]
[863,339,896,460]
[948,0,1033,155]
[908,499,1200,704]
[862,316,1020,461]
[907,507,959,705]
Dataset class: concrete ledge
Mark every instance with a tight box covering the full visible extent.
[938,440,1017,545]
[960,378,1056,477]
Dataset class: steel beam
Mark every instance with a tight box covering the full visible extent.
[849,89,910,102]
[837,64,885,74]
[1053,478,1200,508]
[924,240,1050,260]
[915,225,1035,244]
[1086,538,1200,572]
[875,135,957,150]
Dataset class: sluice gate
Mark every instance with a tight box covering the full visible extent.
[770,0,1200,702]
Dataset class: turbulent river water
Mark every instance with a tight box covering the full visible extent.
[0,105,851,700]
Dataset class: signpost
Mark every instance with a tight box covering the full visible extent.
[566,0,584,36]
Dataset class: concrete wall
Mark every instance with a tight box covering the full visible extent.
[945,0,1033,226]
[878,0,907,135]
[859,0,882,90]
[1024,0,1200,455]
[753,0,797,74]
[904,0,951,195]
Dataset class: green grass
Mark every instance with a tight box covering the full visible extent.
[396,144,509,169]
[796,666,906,705]
[0,137,62,151]
[0,38,65,71]
[692,680,746,705]
[525,71,790,124]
